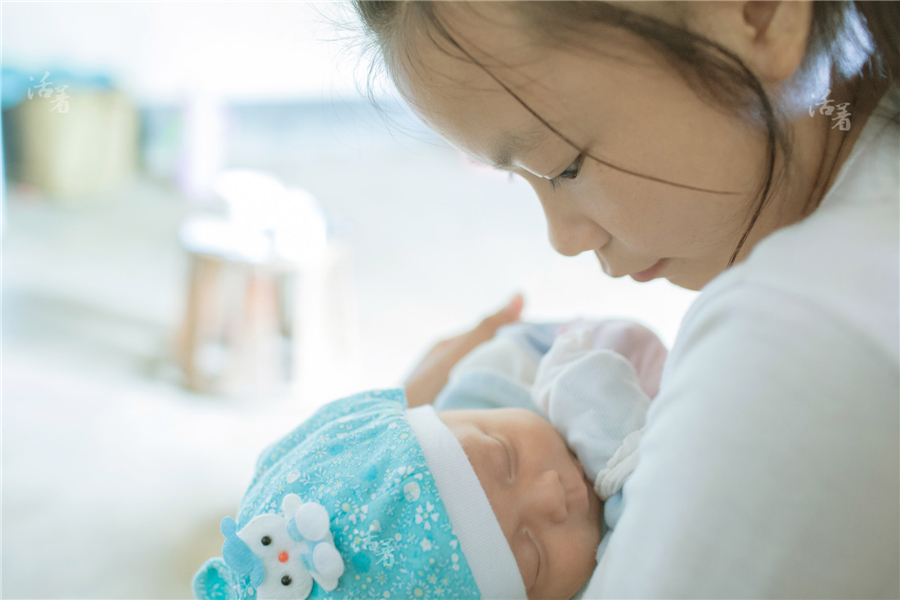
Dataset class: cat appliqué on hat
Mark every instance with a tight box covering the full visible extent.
[218,493,343,599]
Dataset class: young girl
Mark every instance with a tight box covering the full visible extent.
[354,1,900,597]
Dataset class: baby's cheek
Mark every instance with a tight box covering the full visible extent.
[504,529,539,592]
[542,528,600,598]
[520,536,541,591]
[480,485,537,589]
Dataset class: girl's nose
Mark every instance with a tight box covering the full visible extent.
[540,199,610,257]
[527,470,568,524]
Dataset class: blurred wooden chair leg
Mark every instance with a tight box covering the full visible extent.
[178,254,224,392]
[176,241,355,396]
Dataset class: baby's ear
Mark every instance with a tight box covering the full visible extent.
[192,557,239,600]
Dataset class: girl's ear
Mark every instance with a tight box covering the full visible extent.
[743,0,814,83]
[688,1,814,84]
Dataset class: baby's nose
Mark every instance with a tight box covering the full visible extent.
[530,470,568,524]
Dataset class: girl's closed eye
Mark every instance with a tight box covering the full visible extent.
[548,154,586,190]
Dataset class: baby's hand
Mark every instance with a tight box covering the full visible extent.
[532,328,651,486]
[531,325,597,415]
[588,320,667,399]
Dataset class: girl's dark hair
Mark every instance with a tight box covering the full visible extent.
[351,1,900,268]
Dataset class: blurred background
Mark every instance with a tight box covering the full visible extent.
[1,2,698,598]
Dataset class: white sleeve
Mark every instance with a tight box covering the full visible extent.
[584,283,899,598]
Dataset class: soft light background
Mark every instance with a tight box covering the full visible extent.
[2,2,699,598]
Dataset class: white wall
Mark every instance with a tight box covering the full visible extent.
[1,2,371,104]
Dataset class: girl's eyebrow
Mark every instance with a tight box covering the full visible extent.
[490,128,545,170]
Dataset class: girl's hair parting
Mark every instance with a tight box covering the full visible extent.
[351,1,900,267]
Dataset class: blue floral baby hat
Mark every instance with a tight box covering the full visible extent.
[192,388,526,600]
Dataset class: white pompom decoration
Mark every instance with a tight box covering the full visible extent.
[281,493,303,517]
[294,502,330,541]
[313,543,345,579]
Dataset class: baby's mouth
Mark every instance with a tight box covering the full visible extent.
[566,455,591,516]
[572,454,585,480]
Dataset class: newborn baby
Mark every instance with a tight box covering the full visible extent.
[192,322,658,600]
[193,389,603,600]
[435,320,664,569]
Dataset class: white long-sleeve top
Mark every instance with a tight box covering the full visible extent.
[584,86,900,598]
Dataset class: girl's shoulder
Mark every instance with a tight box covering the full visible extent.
[678,102,899,366]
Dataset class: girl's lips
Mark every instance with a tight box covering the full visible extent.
[630,258,667,282]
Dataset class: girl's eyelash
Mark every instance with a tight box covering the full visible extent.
[548,154,585,191]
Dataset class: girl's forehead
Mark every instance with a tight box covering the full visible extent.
[391,5,549,121]
[390,5,656,170]
[395,46,560,172]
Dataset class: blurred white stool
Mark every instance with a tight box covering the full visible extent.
[175,216,357,396]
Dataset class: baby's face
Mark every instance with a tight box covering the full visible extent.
[439,408,602,600]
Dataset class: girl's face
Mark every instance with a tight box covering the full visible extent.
[390,2,831,291]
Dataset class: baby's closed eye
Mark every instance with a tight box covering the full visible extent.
[516,528,541,591]
[490,434,514,482]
